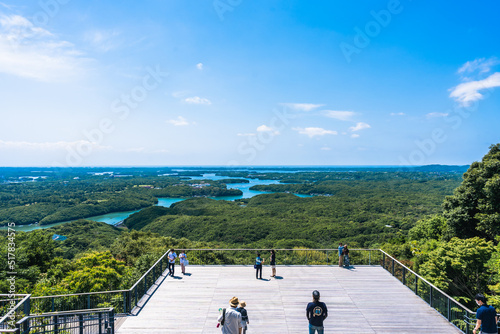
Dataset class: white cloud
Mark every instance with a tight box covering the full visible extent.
[349,122,371,132]
[0,14,91,82]
[184,96,212,105]
[84,29,121,52]
[449,72,500,106]
[280,103,324,112]
[256,125,280,135]
[426,112,449,118]
[0,140,111,151]
[166,116,189,126]
[172,90,189,98]
[196,63,203,70]
[293,127,337,138]
[323,110,355,121]
[390,112,405,116]
[351,134,360,138]
[458,57,499,75]
[320,147,331,151]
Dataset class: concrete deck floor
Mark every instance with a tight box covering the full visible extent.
[116,265,461,334]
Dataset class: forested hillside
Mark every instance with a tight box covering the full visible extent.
[0,151,498,310]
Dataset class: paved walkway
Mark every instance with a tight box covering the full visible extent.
[117,265,461,334]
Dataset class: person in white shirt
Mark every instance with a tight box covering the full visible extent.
[179,250,188,275]
[217,296,242,334]
[168,248,177,277]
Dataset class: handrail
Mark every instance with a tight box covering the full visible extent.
[178,248,378,251]
[30,290,128,299]
[0,294,30,324]
[378,249,475,314]
[18,307,113,318]
[129,249,171,291]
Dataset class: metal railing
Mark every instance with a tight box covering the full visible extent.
[31,248,173,316]
[2,248,496,334]
[177,248,382,266]
[379,250,499,334]
[0,295,30,332]
[15,308,114,334]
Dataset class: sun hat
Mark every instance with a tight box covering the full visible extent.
[229,297,239,307]
[239,301,246,307]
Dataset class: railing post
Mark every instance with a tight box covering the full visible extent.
[391,259,395,276]
[79,313,84,334]
[326,251,329,264]
[382,253,385,269]
[144,272,148,293]
[54,314,59,334]
[24,296,30,316]
[415,276,418,295]
[447,298,451,321]
[99,311,103,334]
[123,291,127,314]
[402,267,406,286]
[135,287,138,307]
[429,286,433,308]
[110,308,115,334]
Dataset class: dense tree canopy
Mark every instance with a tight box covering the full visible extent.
[443,144,500,240]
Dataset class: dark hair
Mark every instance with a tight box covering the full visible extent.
[256,253,260,257]
[475,293,487,304]
[271,250,275,254]
[312,290,320,300]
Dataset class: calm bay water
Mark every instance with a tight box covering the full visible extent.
[8,174,309,232]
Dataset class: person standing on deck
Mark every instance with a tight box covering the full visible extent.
[218,296,242,334]
[338,243,344,267]
[306,290,328,334]
[255,252,264,279]
[179,250,188,275]
[270,249,276,277]
[473,293,498,334]
[168,248,177,277]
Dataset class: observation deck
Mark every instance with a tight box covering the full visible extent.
[116,265,461,334]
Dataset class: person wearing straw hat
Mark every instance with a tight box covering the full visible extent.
[236,301,249,334]
[218,296,242,334]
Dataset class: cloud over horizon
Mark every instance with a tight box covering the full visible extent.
[0,14,91,82]
[293,127,337,138]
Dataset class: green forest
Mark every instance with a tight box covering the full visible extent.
[1,145,499,310]
[0,171,241,226]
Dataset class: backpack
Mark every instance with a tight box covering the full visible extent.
[221,308,226,325]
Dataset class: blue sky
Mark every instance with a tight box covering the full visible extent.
[0,0,499,166]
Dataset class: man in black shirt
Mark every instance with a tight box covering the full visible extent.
[306,290,328,334]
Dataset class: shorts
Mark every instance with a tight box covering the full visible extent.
[271,265,276,269]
